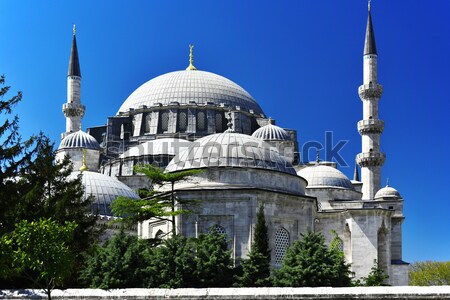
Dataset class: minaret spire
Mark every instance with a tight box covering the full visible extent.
[68,24,81,77]
[364,1,377,56]
[353,162,360,182]
[186,44,197,70]
[62,24,85,139]
[356,3,385,199]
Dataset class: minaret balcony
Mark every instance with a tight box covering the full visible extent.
[356,151,386,167]
[358,83,383,100]
[357,119,384,134]
[63,103,86,118]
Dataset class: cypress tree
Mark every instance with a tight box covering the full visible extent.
[235,205,271,287]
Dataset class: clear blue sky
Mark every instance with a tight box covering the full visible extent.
[1,0,449,263]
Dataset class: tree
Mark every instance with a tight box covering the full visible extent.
[0,218,77,300]
[409,261,450,286]
[80,229,150,288]
[112,164,201,235]
[235,205,271,287]
[362,260,389,286]
[273,230,352,287]
[193,227,233,287]
[0,75,98,287]
[0,74,37,235]
[145,234,196,288]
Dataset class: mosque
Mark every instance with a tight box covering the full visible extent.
[55,4,409,285]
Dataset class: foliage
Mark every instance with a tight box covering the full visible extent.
[0,74,98,288]
[361,260,390,286]
[193,227,233,287]
[409,261,450,286]
[112,164,201,234]
[146,234,196,288]
[235,205,271,287]
[81,227,233,289]
[80,229,151,288]
[0,219,77,300]
[273,230,352,287]
[0,74,37,235]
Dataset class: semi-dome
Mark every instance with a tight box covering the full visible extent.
[120,138,193,158]
[58,130,100,150]
[297,164,355,190]
[375,184,401,200]
[69,171,140,216]
[252,123,290,141]
[165,132,296,175]
[117,70,264,115]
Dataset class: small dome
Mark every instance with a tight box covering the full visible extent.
[165,132,296,175]
[297,164,354,190]
[375,184,401,200]
[59,130,100,150]
[117,70,264,115]
[252,123,290,141]
[69,171,139,216]
[120,138,193,158]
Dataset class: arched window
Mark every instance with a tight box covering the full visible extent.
[159,111,169,133]
[197,111,206,131]
[274,228,290,265]
[215,112,223,132]
[211,224,227,236]
[144,113,152,133]
[178,110,188,132]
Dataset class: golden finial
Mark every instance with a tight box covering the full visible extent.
[186,44,197,71]
[368,0,371,12]
[73,24,76,36]
[80,149,89,172]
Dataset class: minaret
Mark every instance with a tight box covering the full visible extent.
[62,24,85,139]
[356,1,385,200]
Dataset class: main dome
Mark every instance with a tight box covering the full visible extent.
[117,70,264,115]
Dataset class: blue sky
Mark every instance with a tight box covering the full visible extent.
[1,0,449,263]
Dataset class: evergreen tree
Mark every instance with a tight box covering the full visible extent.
[193,227,233,287]
[235,205,271,287]
[145,234,196,288]
[0,75,98,287]
[273,230,352,287]
[360,260,389,286]
[112,164,201,234]
[0,74,37,234]
[80,229,150,288]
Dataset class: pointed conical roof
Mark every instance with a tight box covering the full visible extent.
[68,31,81,77]
[353,162,360,181]
[364,11,377,55]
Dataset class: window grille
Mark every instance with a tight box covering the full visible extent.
[160,111,169,132]
[197,111,206,131]
[144,113,152,133]
[215,112,223,132]
[178,110,187,132]
[274,228,290,265]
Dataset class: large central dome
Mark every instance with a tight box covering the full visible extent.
[117,70,264,115]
